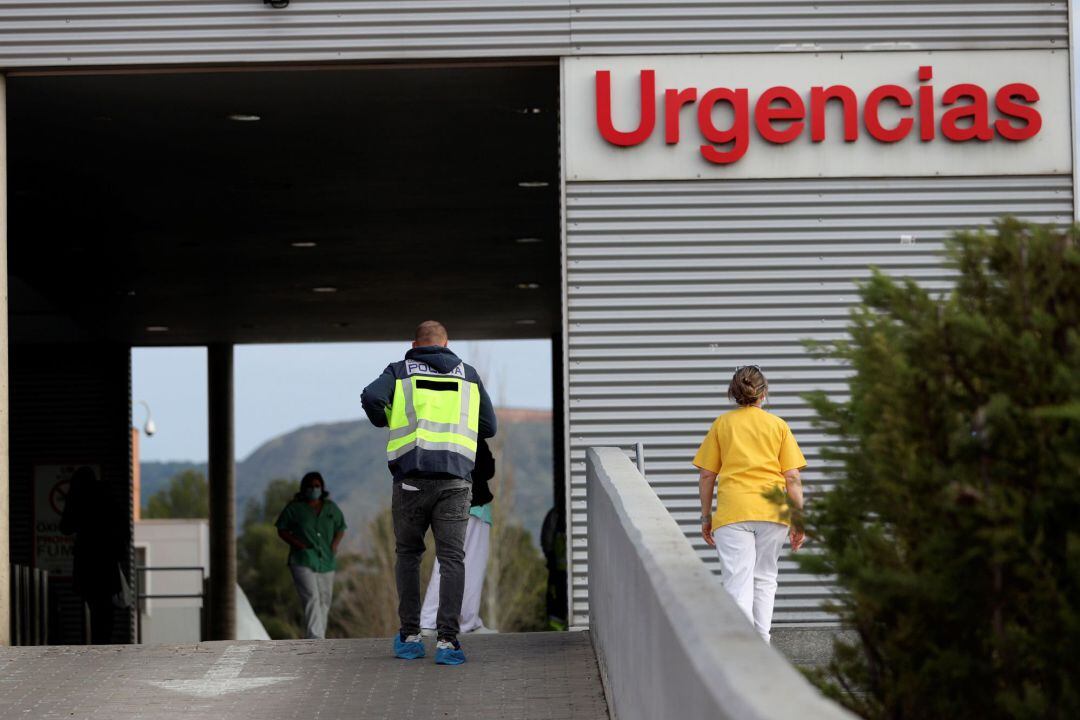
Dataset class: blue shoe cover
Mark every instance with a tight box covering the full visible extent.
[435,639,466,666]
[394,633,425,660]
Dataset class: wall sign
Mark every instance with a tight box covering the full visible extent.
[563,50,1071,181]
[33,464,99,578]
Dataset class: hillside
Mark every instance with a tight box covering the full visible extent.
[140,410,554,546]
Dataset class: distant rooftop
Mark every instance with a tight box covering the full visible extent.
[496,408,553,423]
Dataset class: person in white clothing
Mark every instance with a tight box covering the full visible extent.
[421,509,492,633]
[421,437,495,634]
[693,365,807,644]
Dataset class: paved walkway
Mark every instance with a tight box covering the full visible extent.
[0,631,609,720]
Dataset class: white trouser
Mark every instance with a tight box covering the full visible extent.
[290,564,334,639]
[712,521,788,644]
[421,514,490,633]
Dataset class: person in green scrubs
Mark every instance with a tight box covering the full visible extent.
[275,472,346,639]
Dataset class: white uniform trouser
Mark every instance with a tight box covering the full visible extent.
[712,521,788,644]
[421,515,490,633]
[290,564,334,639]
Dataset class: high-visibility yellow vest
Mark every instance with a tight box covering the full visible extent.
[385,360,480,465]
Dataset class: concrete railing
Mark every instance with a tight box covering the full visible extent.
[586,447,854,720]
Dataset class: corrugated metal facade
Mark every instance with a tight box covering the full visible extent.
[0,0,1072,637]
[0,1,573,68]
[564,176,1075,626]
[0,1,1068,69]
[568,1,1070,54]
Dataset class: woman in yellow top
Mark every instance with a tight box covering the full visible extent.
[693,365,807,644]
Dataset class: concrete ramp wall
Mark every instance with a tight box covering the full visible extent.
[585,447,854,720]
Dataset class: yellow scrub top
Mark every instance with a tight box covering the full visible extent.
[693,406,807,528]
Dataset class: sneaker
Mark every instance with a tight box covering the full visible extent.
[394,631,425,660]
[435,637,466,666]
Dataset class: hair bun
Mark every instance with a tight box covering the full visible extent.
[727,366,768,406]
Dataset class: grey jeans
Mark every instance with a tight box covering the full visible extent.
[392,478,471,640]
[290,564,334,639]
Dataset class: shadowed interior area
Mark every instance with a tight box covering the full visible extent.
[6,61,561,345]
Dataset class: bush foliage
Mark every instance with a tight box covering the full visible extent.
[144,469,209,519]
[802,220,1079,719]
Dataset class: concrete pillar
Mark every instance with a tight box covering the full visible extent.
[551,330,569,626]
[551,331,565,513]
[0,74,10,646]
[131,428,141,521]
[207,344,236,640]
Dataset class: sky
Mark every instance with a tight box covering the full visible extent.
[133,339,553,462]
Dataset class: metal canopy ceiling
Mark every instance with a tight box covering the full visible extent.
[6,62,560,345]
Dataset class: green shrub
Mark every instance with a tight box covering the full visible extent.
[802,219,1080,719]
[144,469,208,519]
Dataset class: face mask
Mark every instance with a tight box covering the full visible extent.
[305,487,322,501]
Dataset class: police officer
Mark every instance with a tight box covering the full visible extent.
[361,320,497,665]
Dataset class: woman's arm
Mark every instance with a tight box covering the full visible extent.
[698,469,718,547]
[331,531,344,554]
[277,529,307,551]
[783,469,805,552]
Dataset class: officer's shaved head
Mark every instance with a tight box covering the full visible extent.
[414,320,449,347]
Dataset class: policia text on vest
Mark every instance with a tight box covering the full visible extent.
[361,345,497,481]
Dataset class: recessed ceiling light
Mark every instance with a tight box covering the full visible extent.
[146,325,169,332]
[291,241,317,248]
[515,319,537,325]
[228,113,261,122]
[516,282,541,290]
[515,237,543,244]
[517,107,543,115]
[518,181,550,188]
[312,286,338,293]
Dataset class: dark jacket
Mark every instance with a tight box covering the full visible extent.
[362,345,497,481]
[471,438,495,507]
[60,467,125,601]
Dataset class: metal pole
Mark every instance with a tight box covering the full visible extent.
[40,570,48,645]
[135,568,142,644]
[634,442,645,476]
[207,344,236,640]
[0,73,10,647]
[31,568,40,645]
[1069,1,1079,223]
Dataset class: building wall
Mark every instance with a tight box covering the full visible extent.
[134,520,270,644]
[0,1,1073,633]
[0,2,1067,69]
[134,519,208,645]
[8,343,133,643]
[564,175,1075,626]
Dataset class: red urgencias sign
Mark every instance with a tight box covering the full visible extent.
[595,67,1042,165]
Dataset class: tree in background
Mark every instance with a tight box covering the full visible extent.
[144,469,209,519]
[329,505,429,638]
[802,220,1079,719]
[237,478,303,639]
[332,361,547,636]
[483,433,547,632]
[331,439,548,636]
